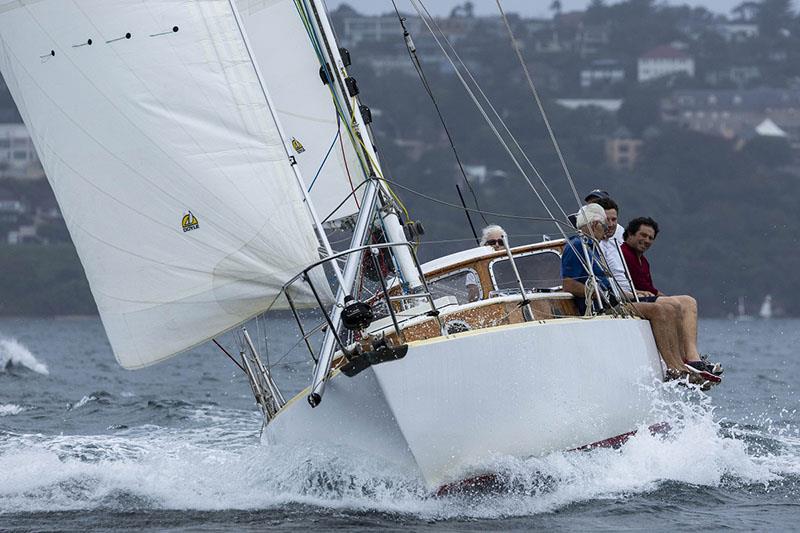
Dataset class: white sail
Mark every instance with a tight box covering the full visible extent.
[0,0,326,369]
[236,0,367,222]
[759,295,773,319]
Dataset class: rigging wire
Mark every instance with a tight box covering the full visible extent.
[412,0,570,223]
[307,119,341,193]
[495,0,583,209]
[378,177,575,229]
[390,0,488,226]
[409,1,572,240]
[409,0,593,274]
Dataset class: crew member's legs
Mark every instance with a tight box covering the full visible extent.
[632,301,684,371]
[660,295,700,362]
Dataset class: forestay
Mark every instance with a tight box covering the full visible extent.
[0,0,326,369]
[236,0,366,222]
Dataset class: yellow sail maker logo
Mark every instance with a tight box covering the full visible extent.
[181,211,199,232]
[291,137,305,153]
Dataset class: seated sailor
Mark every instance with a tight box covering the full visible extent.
[466,224,506,302]
[621,216,722,376]
[560,204,612,315]
[561,206,720,382]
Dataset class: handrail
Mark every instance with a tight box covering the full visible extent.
[281,241,419,292]
[280,241,446,383]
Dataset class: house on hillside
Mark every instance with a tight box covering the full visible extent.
[0,187,25,223]
[661,88,800,148]
[605,127,642,170]
[714,21,759,42]
[580,59,625,89]
[337,14,420,46]
[0,123,43,179]
[637,45,695,83]
[705,65,761,87]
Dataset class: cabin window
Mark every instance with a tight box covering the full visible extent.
[428,268,482,305]
[489,250,562,293]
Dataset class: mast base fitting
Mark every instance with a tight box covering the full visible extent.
[340,344,408,377]
[307,393,322,408]
[403,220,425,241]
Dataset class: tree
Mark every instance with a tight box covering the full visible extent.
[732,1,760,21]
[550,0,562,16]
[741,136,794,167]
[756,0,794,35]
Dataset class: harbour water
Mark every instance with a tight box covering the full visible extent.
[1,317,798,531]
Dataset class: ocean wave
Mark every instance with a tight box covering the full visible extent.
[0,336,49,375]
[0,391,798,518]
[0,403,25,416]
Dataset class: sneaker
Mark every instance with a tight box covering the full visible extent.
[700,354,724,375]
[687,359,723,376]
[664,367,716,391]
[684,363,722,386]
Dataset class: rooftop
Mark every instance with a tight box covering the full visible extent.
[640,45,691,60]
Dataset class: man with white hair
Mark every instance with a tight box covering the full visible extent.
[561,205,720,384]
[465,224,506,302]
[560,203,611,315]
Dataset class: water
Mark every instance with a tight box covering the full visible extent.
[1,317,798,531]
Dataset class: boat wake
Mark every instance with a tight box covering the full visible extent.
[0,336,49,375]
[0,383,798,519]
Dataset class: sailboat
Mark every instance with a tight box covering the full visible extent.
[0,0,666,489]
[759,295,773,320]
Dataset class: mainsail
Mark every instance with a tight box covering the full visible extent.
[0,0,326,369]
[236,0,367,222]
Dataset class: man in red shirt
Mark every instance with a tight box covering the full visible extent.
[621,217,722,377]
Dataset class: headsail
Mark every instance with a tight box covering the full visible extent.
[0,0,325,369]
[236,0,367,223]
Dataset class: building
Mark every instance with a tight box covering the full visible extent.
[580,59,624,89]
[0,187,25,223]
[7,224,38,245]
[705,65,761,87]
[637,45,694,83]
[714,21,759,42]
[605,128,642,170]
[337,14,419,46]
[0,123,43,179]
[555,98,622,112]
[661,88,800,145]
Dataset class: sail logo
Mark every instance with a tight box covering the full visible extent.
[181,211,199,232]
[291,137,305,153]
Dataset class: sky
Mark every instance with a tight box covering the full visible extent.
[326,0,751,18]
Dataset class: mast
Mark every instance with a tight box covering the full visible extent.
[303,0,421,407]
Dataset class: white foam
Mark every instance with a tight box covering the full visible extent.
[0,336,49,375]
[0,387,797,517]
[0,403,25,416]
[69,395,97,410]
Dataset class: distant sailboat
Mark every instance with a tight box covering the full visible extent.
[759,295,773,320]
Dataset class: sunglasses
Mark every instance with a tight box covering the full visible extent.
[485,238,504,247]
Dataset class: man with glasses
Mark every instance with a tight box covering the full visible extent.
[465,225,507,302]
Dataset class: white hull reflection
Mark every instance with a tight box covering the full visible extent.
[266,316,664,488]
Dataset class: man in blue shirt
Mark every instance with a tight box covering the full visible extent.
[560,204,715,382]
[560,204,611,314]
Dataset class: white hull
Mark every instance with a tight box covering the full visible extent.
[266,316,664,488]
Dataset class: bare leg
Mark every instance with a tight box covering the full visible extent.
[661,295,700,362]
[632,302,684,371]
